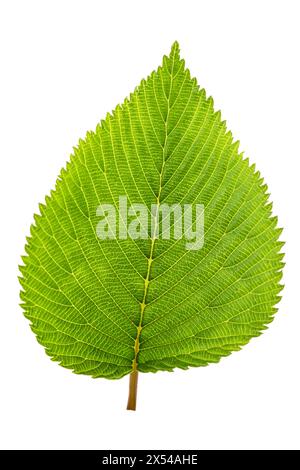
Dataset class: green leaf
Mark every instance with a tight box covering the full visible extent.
[19,42,284,410]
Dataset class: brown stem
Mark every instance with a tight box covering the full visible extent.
[126,371,138,411]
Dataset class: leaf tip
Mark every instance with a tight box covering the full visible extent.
[170,41,180,59]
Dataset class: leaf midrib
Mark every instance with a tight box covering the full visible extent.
[132,49,176,372]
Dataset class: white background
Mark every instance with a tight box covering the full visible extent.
[0,0,299,450]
